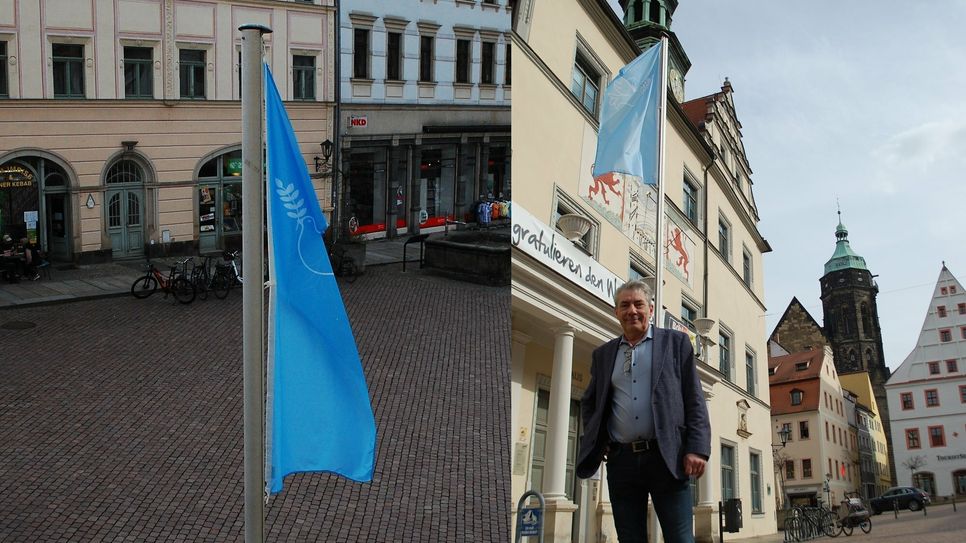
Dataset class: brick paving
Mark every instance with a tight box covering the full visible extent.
[0,264,509,542]
[729,504,966,543]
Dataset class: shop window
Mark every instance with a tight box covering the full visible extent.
[570,49,601,116]
[387,32,403,81]
[928,426,945,447]
[124,46,153,98]
[484,145,509,199]
[718,217,731,263]
[293,55,315,100]
[179,49,206,99]
[419,35,434,82]
[0,41,7,97]
[455,39,471,83]
[925,389,939,407]
[196,151,243,248]
[52,44,85,98]
[480,41,495,84]
[353,28,370,79]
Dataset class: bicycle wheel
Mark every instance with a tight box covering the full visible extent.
[192,272,209,301]
[859,518,871,534]
[171,277,196,304]
[841,521,853,537]
[131,275,158,298]
[212,271,231,299]
[819,511,839,537]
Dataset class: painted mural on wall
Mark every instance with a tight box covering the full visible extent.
[579,171,658,254]
[664,214,696,289]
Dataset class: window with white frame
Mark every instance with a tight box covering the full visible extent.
[718,217,731,263]
[480,41,495,84]
[745,349,757,396]
[750,452,763,513]
[571,45,602,116]
[292,55,315,100]
[353,28,370,79]
[721,443,736,499]
[53,44,85,98]
[718,328,733,380]
[455,39,471,83]
[123,46,153,98]
[0,41,7,97]
[683,176,699,224]
[553,190,598,256]
[179,48,206,99]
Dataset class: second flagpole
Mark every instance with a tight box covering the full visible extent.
[240,22,271,543]
[653,36,669,327]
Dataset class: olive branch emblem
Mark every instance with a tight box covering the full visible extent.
[274,178,331,276]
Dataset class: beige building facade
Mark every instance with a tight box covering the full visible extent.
[511,1,774,541]
[0,0,335,262]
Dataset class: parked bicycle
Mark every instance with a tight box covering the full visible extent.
[221,250,243,287]
[190,255,230,300]
[783,505,836,542]
[130,258,196,304]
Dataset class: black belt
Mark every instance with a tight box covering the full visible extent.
[612,439,659,453]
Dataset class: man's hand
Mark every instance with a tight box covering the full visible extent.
[683,453,707,478]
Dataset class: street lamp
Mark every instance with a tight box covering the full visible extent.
[777,426,791,448]
[774,425,792,510]
[693,317,716,361]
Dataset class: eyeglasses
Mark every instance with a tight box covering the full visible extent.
[623,347,633,374]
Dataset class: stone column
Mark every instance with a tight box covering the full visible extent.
[694,386,716,543]
[543,325,578,542]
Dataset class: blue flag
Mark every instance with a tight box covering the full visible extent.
[592,42,663,184]
[264,64,376,493]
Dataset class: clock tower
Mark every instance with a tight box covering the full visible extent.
[619,0,691,102]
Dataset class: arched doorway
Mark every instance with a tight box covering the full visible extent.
[104,158,146,259]
[0,155,74,261]
[196,148,243,253]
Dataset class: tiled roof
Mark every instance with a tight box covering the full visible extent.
[768,347,826,415]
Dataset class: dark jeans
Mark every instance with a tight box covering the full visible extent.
[606,445,694,543]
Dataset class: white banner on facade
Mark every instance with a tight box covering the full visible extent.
[512,205,624,306]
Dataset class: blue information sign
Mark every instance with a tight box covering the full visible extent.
[519,507,542,537]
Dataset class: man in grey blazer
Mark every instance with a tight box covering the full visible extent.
[577,280,711,543]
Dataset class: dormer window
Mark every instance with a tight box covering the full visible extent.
[768,366,776,376]
[795,360,809,371]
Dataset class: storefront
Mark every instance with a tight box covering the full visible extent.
[196,149,244,253]
[342,137,510,238]
[0,157,73,262]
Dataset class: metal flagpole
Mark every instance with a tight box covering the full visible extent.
[239,22,271,543]
[653,36,669,328]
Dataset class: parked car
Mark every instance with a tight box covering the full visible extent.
[869,486,931,514]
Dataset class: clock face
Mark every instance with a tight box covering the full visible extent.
[670,69,684,102]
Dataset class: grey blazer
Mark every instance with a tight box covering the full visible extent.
[576,327,711,480]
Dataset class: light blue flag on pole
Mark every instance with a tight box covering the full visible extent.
[591,41,663,185]
[264,63,376,493]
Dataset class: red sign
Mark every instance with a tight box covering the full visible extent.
[350,116,367,128]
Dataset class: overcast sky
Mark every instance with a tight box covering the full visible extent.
[611,0,966,369]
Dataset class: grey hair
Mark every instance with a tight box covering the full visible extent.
[613,279,653,306]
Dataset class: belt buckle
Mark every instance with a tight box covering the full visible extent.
[631,440,651,453]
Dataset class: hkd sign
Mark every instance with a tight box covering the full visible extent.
[350,116,368,128]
